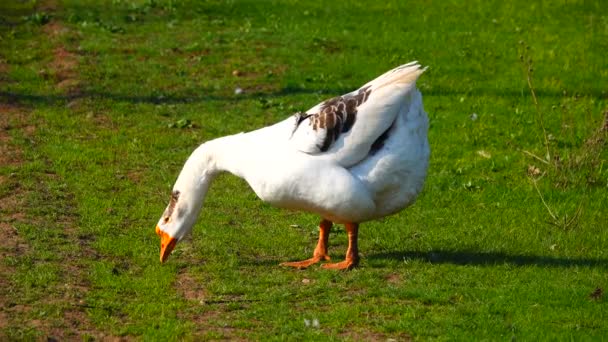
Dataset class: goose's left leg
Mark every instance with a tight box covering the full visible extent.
[322,223,359,270]
[281,219,332,269]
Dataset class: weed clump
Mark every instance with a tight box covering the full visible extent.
[520,42,607,230]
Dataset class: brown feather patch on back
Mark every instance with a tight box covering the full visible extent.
[306,85,372,152]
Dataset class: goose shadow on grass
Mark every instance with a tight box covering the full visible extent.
[239,250,608,269]
[366,250,608,269]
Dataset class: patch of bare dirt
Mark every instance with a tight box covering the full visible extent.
[38,13,83,97]
[0,10,112,339]
[49,46,81,94]
[38,15,121,340]
[175,268,208,303]
[42,20,68,37]
[0,56,8,70]
[0,103,33,336]
[340,328,412,342]
[0,104,32,166]
[385,273,403,285]
[174,269,251,340]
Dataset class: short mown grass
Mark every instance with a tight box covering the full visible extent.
[1,0,607,340]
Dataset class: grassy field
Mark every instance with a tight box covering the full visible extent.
[1,0,607,340]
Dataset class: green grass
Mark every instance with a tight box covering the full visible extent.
[1,0,607,340]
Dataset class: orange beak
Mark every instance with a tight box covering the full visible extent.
[156,225,177,263]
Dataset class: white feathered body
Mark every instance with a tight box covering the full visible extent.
[182,62,430,225]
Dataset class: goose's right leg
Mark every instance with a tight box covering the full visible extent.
[280,219,332,269]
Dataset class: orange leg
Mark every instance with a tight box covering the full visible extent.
[322,222,359,270]
[281,219,332,269]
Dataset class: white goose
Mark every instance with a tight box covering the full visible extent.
[155,62,430,270]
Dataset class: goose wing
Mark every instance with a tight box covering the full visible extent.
[289,62,426,167]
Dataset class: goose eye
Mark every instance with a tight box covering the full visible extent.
[163,216,170,224]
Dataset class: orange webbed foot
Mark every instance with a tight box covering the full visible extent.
[321,258,358,271]
[282,219,332,269]
[280,255,330,269]
[321,222,359,270]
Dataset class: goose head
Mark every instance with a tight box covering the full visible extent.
[155,189,199,263]
[154,149,215,263]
